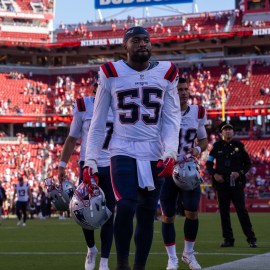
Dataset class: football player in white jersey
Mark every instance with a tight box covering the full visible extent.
[160,77,208,270]
[12,176,33,226]
[58,92,115,270]
[84,26,181,270]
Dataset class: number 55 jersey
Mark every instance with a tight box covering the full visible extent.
[87,60,181,162]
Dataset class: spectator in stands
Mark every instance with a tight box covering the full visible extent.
[206,121,257,248]
[215,23,220,33]
[236,72,242,81]
[112,23,117,32]
[184,23,191,33]
[260,87,269,95]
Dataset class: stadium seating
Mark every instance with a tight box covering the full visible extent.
[227,65,270,107]
[0,73,47,114]
[15,0,32,11]
[0,31,49,42]
[15,0,51,12]
[0,72,96,115]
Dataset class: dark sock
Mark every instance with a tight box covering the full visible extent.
[162,222,176,245]
[184,218,198,241]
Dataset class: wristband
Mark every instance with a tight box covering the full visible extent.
[195,146,202,155]
[59,161,67,168]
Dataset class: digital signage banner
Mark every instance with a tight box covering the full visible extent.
[95,0,193,9]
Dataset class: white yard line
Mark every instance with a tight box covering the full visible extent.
[0,251,256,256]
[204,253,270,270]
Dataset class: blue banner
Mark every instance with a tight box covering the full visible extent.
[95,0,193,10]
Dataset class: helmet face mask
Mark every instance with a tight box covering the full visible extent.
[172,157,202,191]
[70,183,112,230]
[44,178,75,211]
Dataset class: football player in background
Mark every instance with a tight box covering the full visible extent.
[84,26,181,270]
[160,77,208,270]
[58,88,115,270]
[12,175,33,227]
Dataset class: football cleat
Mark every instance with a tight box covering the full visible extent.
[220,239,234,247]
[248,240,257,248]
[85,247,98,270]
[99,263,110,270]
[182,251,201,270]
[166,257,179,270]
[17,220,22,226]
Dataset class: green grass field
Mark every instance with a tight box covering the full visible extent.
[0,213,269,270]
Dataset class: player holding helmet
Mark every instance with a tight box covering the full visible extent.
[160,77,208,270]
[58,89,115,270]
[84,26,181,270]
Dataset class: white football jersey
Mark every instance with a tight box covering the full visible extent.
[15,183,29,202]
[85,60,181,162]
[69,96,94,162]
[69,96,113,166]
[177,105,207,159]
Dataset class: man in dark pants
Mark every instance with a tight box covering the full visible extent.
[84,26,181,270]
[0,180,7,225]
[12,176,33,227]
[206,121,257,248]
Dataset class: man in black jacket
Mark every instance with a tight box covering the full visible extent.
[0,180,7,225]
[206,121,257,248]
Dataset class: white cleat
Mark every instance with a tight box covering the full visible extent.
[99,263,110,270]
[22,223,26,227]
[85,247,98,270]
[17,220,22,226]
[166,257,179,270]
[182,251,201,270]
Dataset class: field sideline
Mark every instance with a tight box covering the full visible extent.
[0,213,269,270]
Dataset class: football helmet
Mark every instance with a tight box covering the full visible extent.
[70,182,112,230]
[172,157,202,191]
[44,178,75,211]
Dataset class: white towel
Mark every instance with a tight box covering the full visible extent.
[136,160,155,191]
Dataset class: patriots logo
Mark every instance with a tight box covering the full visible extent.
[73,208,91,226]
[66,188,74,199]
[125,29,134,35]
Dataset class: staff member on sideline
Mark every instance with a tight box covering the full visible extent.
[206,121,257,248]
